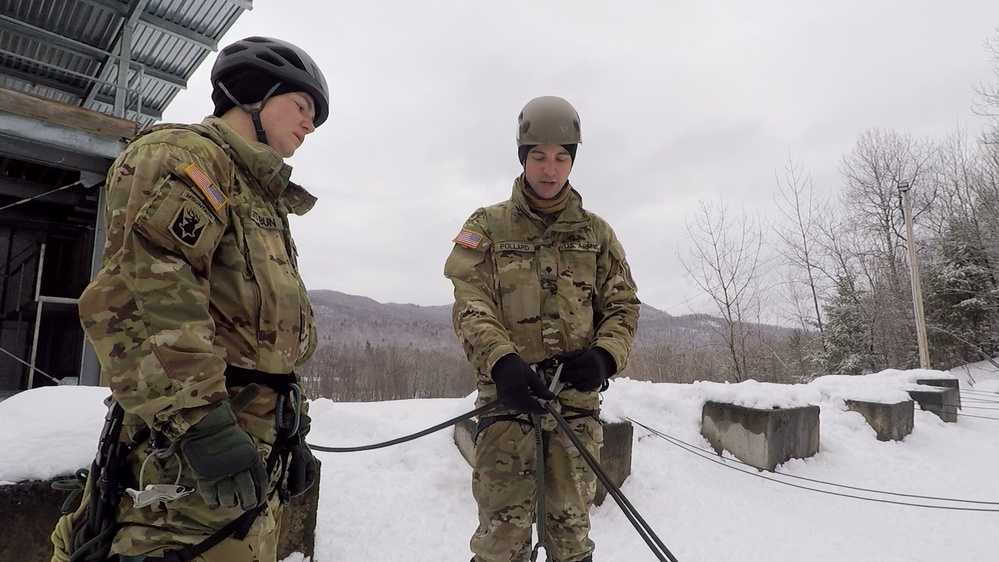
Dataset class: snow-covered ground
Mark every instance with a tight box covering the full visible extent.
[2,366,997,562]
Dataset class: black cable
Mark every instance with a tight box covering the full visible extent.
[960,397,999,404]
[628,417,999,512]
[953,404,999,411]
[955,412,999,421]
[961,389,999,397]
[547,404,680,562]
[309,401,499,453]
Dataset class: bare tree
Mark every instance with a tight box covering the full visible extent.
[680,198,770,381]
[836,127,936,369]
[973,28,999,132]
[771,152,833,341]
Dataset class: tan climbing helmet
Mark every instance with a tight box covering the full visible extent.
[516,96,581,147]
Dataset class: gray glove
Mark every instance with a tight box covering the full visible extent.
[181,384,268,510]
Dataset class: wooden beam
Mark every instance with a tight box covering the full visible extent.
[0,87,138,140]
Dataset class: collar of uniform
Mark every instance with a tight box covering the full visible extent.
[510,174,588,231]
[282,181,318,215]
[201,117,293,202]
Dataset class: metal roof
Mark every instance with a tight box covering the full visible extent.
[0,0,252,129]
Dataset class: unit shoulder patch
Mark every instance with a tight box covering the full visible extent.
[184,163,227,213]
[170,201,210,247]
[453,229,483,250]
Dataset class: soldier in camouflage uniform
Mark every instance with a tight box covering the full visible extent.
[50,37,329,562]
[444,96,641,562]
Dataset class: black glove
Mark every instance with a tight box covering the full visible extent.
[555,347,616,392]
[181,384,268,510]
[286,412,318,497]
[491,354,556,414]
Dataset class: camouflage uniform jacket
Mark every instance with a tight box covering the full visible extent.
[78,117,318,441]
[444,175,640,409]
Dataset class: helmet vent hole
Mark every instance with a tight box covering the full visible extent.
[256,52,286,67]
[272,47,306,70]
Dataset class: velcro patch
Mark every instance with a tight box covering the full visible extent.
[252,209,281,229]
[560,242,600,252]
[181,190,216,221]
[170,202,209,247]
[496,241,535,253]
[184,163,227,213]
[454,229,483,250]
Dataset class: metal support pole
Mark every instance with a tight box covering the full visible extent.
[898,181,931,368]
[27,242,46,389]
[115,22,133,117]
[79,177,107,387]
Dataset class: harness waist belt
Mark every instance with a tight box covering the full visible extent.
[223,365,297,393]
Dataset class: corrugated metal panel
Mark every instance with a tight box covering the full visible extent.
[0,0,251,128]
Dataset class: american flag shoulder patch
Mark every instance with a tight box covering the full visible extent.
[454,229,483,250]
[184,163,227,213]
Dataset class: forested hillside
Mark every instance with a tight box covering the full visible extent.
[297,290,806,401]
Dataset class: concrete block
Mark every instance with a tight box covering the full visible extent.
[700,401,820,472]
[453,417,633,506]
[279,462,321,559]
[0,463,321,561]
[0,477,68,562]
[845,399,914,441]
[916,378,961,409]
[907,388,959,422]
[454,417,476,466]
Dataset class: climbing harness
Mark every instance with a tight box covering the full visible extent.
[138,368,307,562]
[51,400,150,562]
[54,367,309,562]
[124,441,193,509]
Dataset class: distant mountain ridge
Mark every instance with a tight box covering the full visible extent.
[308,289,727,352]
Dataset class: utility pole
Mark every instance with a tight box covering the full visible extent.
[898,180,930,368]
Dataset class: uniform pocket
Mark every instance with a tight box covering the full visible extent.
[493,241,540,328]
[241,204,308,369]
[557,242,599,345]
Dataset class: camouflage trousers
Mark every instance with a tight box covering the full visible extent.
[471,414,603,562]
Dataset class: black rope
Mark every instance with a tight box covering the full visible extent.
[628,417,999,512]
[306,396,681,558]
[545,403,680,562]
[529,414,546,562]
[309,401,500,453]
[307,397,681,561]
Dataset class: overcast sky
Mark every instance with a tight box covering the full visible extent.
[161,1,999,315]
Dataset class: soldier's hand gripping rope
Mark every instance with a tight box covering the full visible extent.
[491,353,557,414]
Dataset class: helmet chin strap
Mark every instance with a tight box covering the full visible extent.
[216,81,283,144]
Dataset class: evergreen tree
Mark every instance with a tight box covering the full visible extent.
[923,218,999,367]
[819,276,873,375]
